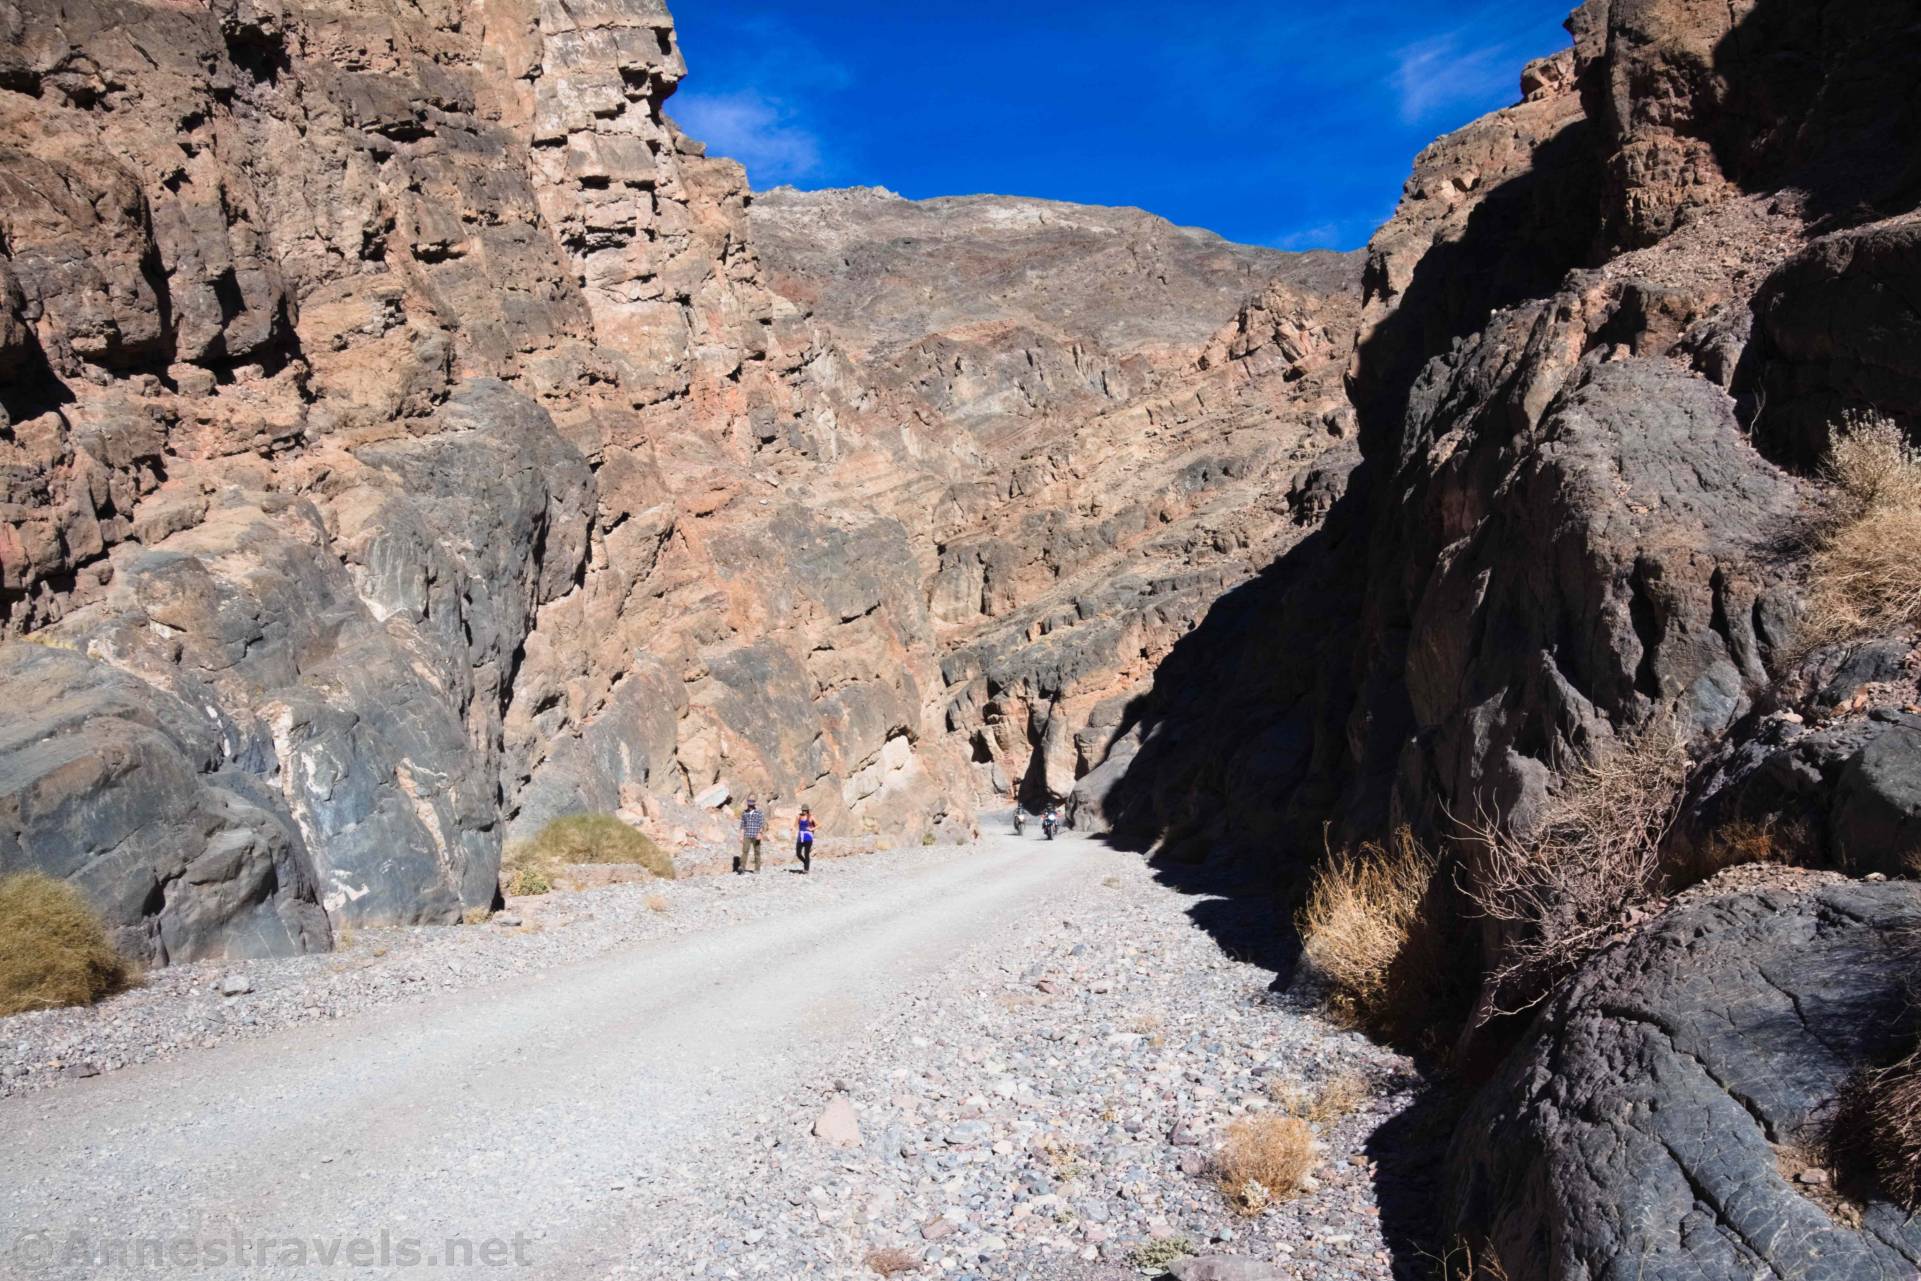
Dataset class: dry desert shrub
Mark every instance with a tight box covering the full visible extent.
[1853,930,1921,1210]
[0,872,130,1015]
[1458,720,1689,1020]
[1297,827,1441,1031]
[862,1246,921,1276]
[1302,1072,1371,1125]
[1863,1044,1921,1209]
[502,814,674,897]
[500,846,554,897]
[1264,1072,1369,1125]
[1430,1237,1513,1281]
[526,814,675,877]
[1674,818,1793,889]
[1805,413,1921,647]
[1212,1113,1317,1214]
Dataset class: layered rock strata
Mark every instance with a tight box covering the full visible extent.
[0,0,1360,959]
[752,188,1362,806]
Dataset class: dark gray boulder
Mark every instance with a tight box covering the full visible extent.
[1447,874,1921,1281]
[0,380,596,952]
[1743,216,1921,469]
[0,644,331,964]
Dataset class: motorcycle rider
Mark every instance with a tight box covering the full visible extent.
[1042,806,1060,839]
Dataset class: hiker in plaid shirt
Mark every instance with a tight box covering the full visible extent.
[736,798,766,874]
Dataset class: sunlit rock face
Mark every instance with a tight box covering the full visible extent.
[0,0,1364,958]
[753,186,1363,809]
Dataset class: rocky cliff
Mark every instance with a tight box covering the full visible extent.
[1082,0,1921,868]
[1055,0,1921,1270]
[0,0,1360,962]
[751,187,1361,806]
[0,0,961,962]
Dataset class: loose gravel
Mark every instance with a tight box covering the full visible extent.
[1,828,1438,1281]
[0,842,930,1098]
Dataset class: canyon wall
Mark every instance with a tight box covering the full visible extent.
[1083,0,1921,870]
[751,188,1361,808]
[0,0,1359,962]
[0,0,964,962]
[1048,1,1921,1273]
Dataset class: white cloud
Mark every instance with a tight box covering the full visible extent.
[1392,32,1522,125]
[672,90,823,184]
[1268,205,1397,252]
[1272,222,1345,251]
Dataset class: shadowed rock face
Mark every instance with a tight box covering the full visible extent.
[1082,0,1921,861]
[0,0,1363,958]
[1046,0,1921,1269]
[1448,872,1921,1280]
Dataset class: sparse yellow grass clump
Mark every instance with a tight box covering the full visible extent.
[1677,819,1791,888]
[1265,1073,1371,1128]
[1297,828,1438,1029]
[1864,1046,1921,1209]
[500,850,554,897]
[1213,1113,1317,1214]
[1303,1073,1371,1125]
[1806,413,1921,647]
[501,814,675,897]
[527,815,676,877]
[0,873,130,1016]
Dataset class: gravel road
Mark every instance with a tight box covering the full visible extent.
[0,828,1428,1281]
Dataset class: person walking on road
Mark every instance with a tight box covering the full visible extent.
[737,798,766,874]
[794,805,817,874]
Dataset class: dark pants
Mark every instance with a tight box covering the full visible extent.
[796,837,813,871]
[737,835,762,872]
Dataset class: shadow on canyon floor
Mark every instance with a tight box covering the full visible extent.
[1114,837,1463,1281]
[1084,115,1613,1276]
[1140,847,1303,993]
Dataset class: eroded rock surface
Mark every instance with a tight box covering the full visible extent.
[0,0,960,957]
[0,0,1361,958]
[753,188,1362,805]
[1448,872,1921,1280]
[1081,0,1920,864]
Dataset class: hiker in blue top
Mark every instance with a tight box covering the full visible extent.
[736,799,765,875]
[794,805,816,874]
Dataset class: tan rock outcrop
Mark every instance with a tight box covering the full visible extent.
[751,188,1362,805]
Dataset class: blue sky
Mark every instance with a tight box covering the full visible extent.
[669,2,1576,252]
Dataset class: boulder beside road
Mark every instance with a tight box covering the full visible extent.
[1448,871,1921,1281]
